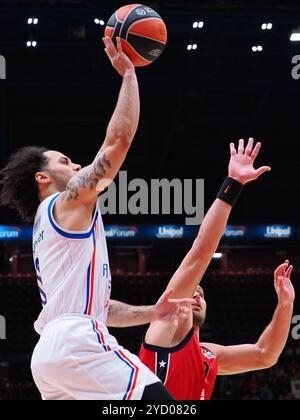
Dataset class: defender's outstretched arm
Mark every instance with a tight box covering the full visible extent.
[145,139,270,346]
[166,139,271,300]
[203,262,294,375]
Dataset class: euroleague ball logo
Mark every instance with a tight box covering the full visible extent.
[136,7,154,16]
[149,49,161,58]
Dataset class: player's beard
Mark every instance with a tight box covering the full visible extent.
[49,170,72,192]
[192,310,206,329]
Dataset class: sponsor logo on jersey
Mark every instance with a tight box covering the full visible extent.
[201,346,216,360]
[33,230,45,253]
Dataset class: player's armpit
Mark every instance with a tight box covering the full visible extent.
[171,315,194,346]
[202,342,277,376]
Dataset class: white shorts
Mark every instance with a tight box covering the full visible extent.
[31,314,159,400]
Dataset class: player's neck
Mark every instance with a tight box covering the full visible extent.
[39,185,60,203]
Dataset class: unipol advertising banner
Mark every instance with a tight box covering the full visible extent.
[0,224,296,242]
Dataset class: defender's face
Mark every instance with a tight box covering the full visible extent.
[192,286,207,329]
[43,150,81,191]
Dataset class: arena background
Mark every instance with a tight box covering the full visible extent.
[0,0,300,400]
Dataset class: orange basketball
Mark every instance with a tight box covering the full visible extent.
[105,4,168,67]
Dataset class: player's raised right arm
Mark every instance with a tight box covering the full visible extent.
[60,37,139,207]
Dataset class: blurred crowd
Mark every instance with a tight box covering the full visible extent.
[1,355,300,400]
[214,356,300,400]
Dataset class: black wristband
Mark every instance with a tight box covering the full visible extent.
[217,177,244,206]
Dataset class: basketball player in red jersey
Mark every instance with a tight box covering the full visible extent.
[139,139,294,400]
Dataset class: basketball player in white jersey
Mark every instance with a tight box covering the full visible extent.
[0,37,194,400]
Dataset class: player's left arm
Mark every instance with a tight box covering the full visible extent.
[165,139,271,301]
[145,139,270,346]
[203,262,295,375]
[106,290,194,328]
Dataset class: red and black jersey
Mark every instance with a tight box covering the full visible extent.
[200,345,218,400]
[139,328,218,400]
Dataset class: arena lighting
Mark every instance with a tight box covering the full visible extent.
[94,18,105,26]
[290,32,300,41]
[28,17,38,25]
[252,45,263,52]
[262,22,272,30]
[213,253,223,259]
[193,21,204,29]
[187,43,198,51]
[26,41,37,48]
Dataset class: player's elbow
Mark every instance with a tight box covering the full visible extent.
[257,348,278,369]
[264,355,278,369]
[106,305,116,328]
[106,128,133,150]
[258,358,277,370]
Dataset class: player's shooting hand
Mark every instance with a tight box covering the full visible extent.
[153,289,195,328]
[102,36,135,77]
[228,138,271,185]
[274,260,295,306]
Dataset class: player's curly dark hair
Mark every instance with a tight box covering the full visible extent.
[0,146,49,223]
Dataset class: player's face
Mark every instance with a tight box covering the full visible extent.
[43,150,81,191]
[192,286,207,330]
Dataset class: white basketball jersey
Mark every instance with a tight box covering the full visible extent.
[32,193,112,334]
